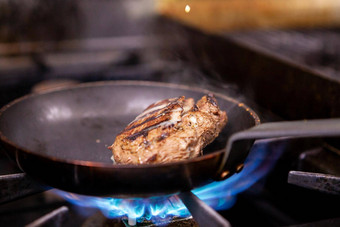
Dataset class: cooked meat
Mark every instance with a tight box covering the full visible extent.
[108,94,227,164]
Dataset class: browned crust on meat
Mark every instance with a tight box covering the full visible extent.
[108,94,227,164]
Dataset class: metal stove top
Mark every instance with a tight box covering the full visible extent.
[0,1,340,225]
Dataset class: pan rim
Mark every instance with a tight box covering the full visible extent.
[0,80,261,169]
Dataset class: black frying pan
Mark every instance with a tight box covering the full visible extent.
[0,81,339,198]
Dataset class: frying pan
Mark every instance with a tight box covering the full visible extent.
[0,80,339,199]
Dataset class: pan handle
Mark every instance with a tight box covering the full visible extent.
[218,118,340,177]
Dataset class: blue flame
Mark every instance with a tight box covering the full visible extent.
[53,139,283,221]
[192,139,284,211]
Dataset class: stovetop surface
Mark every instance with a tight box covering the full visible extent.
[1,1,340,225]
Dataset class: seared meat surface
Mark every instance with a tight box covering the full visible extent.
[108,94,227,164]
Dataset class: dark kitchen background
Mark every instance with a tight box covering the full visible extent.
[0,0,340,226]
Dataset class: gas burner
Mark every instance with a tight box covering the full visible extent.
[0,139,280,226]
[0,2,340,225]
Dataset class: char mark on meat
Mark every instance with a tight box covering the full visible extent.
[108,95,227,164]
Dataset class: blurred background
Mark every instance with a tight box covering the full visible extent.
[1,0,340,118]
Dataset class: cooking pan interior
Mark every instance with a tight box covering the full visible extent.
[0,81,258,165]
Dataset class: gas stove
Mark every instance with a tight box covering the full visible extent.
[0,1,340,226]
[0,139,339,227]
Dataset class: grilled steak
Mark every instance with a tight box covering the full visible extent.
[108,94,227,164]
